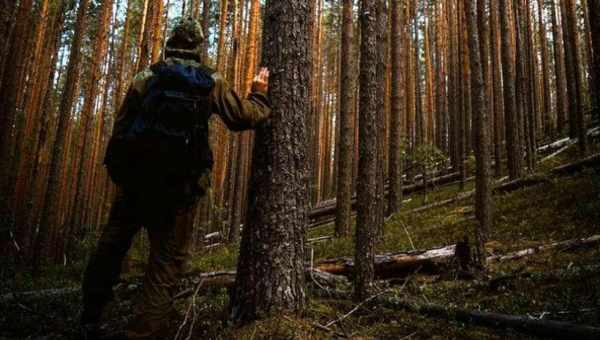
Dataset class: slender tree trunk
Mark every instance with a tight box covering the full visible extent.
[537,0,552,137]
[231,0,309,323]
[136,0,153,72]
[355,0,378,302]
[522,0,536,170]
[563,0,587,155]
[590,0,600,122]
[375,0,388,242]
[500,0,522,179]
[201,0,211,64]
[551,0,568,134]
[150,0,164,64]
[388,0,404,216]
[490,0,504,177]
[335,0,355,237]
[465,0,492,267]
[414,0,424,146]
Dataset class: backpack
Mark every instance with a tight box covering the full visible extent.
[105,61,215,201]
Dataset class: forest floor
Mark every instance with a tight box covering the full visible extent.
[2,140,600,339]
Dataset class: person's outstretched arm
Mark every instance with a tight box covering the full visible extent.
[212,68,271,131]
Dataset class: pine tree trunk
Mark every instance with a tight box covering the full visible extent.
[354,0,378,302]
[500,0,522,179]
[388,0,404,216]
[537,0,553,137]
[551,0,568,134]
[563,0,587,154]
[465,0,492,267]
[490,0,504,177]
[136,0,153,72]
[150,0,164,64]
[375,0,387,242]
[0,1,17,86]
[201,0,210,64]
[335,0,354,237]
[590,0,600,121]
[0,0,34,226]
[230,0,309,323]
[522,0,536,170]
[414,0,424,146]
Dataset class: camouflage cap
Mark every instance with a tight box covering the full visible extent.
[165,17,204,61]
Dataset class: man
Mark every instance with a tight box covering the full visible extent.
[80,18,270,339]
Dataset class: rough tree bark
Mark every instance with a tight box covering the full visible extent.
[563,0,587,155]
[551,0,568,133]
[201,0,210,64]
[388,0,404,216]
[230,0,309,323]
[590,0,600,122]
[500,0,522,180]
[335,0,355,237]
[355,0,378,302]
[465,0,492,266]
[490,0,504,177]
[375,0,388,242]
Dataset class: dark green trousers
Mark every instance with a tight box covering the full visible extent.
[82,189,195,339]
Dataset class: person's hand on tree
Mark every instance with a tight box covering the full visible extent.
[251,67,270,94]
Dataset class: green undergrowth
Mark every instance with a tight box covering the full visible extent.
[2,143,600,339]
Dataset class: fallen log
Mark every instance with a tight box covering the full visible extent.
[541,144,573,163]
[538,136,573,154]
[0,287,80,304]
[309,172,461,221]
[487,234,600,263]
[487,264,600,290]
[493,153,600,194]
[408,190,475,214]
[550,153,600,176]
[316,234,600,279]
[316,244,462,279]
[492,175,551,194]
[378,295,600,340]
[307,235,334,244]
[537,126,599,154]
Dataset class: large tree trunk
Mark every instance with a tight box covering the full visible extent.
[335,0,355,238]
[230,0,309,323]
[355,0,378,302]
